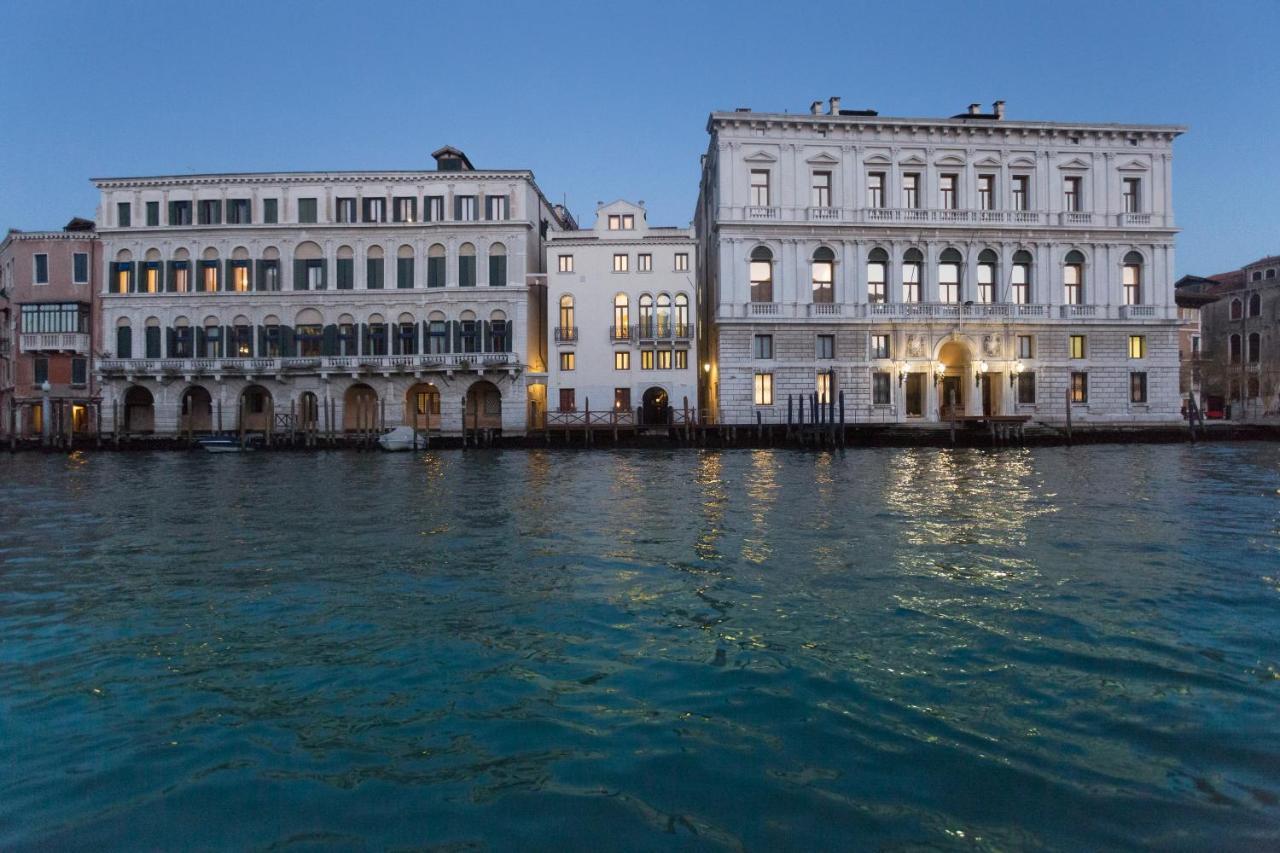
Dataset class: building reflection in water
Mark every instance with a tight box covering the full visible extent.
[695,451,725,563]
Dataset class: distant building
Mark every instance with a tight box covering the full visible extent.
[0,218,100,439]
[1172,275,1219,409]
[92,148,568,437]
[544,201,697,425]
[695,98,1186,426]
[1190,255,1280,418]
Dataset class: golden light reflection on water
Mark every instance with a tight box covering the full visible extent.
[695,452,725,562]
[742,450,780,564]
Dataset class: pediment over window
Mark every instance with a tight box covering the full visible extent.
[1008,156,1036,168]
[973,155,1002,168]
[934,154,966,167]
[1057,157,1091,170]
[863,152,892,165]
[743,150,778,164]
[1117,158,1150,171]
[897,154,927,166]
[805,151,840,165]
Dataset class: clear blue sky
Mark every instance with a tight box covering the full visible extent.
[1,0,1276,277]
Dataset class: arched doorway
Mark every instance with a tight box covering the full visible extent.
[123,386,154,433]
[343,383,379,432]
[642,387,669,425]
[179,385,214,433]
[405,383,440,430]
[465,380,502,430]
[299,392,319,432]
[240,384,273,432]
[937,340,969,420]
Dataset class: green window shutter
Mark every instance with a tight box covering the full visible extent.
[195,326,206,356]
[294,259,307,290]
[281,325,294,357]
[223,260,233,291]
[116,326,132,358]
[481,320,491,353]
[337,258,353,289]
[322,324,337,356]
[318,260,328,290]
[427,256,442,288]
[368,258,384,290]
[166,327,177,356]
[145,326,160,358]
[257,325,268,355]
[489,255,506,286]
[253,260,264,291]
[398,257,414,289]
[460,256,474,287]
[163,261,174,293]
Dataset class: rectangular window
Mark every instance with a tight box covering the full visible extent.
[939,174,958,209]
[117,202,131,227]
[427,321,446,354]
[168,200,193,225]
[426,254,443,288]
[674,253,689,272]
[905,373,925,417]
[607,213,635,230]
[258,260,278,292]
[613,254,629,272]
[1069,335,1086,359]
[902,173,920,208]
[1017,335,1034,359]
[336,258,354,290]
[902,260,921,303]
[197,200,222,225]
[227,199,251,224]
[614,387,631,412]
[297,198,318,223]
[397,256,414,289]
[871,334,890,359]
[978,174,995,211]
[615,351,630,370]
[638,253,652,272]
[872,372,892,405]
[200,261,219,292]
[1011,261,1030,304]
[657,349,672,370]
[455,196,477,221]
[816,371,833,405]
[867,258,886,303]
[560,352,575,371]
[753,334,773,360]
[1071,371,1088,404]
[754,372,774,406]
[812,171,832,208]
[1130,372,1148,404]
[558,254,574,273]
[1064,176,1082,212]
[305,261,324,290]
[1129,335,1146,359]
[1123,178,1141,213]
[674,350,687,370]
[33,254,49,284]
[1012,176,1030,211]
[640,349,655,370]
[1123,262,1141,306]
[558,388,576,412]
[485,196,509,220]
[363,197,386,223]
[867,172,886,208]
[393,197,417,222]
[263,198,278,223]
[816,334,835,360]
[20,303,88,333]
[146,201,160,226]
[229,262,249,292]
[145,325,161,358]
[73,252,88,283]
[1017,372,1036,405]
[425,196,445,221]
[33,357,48,385]
[750,170,770,206]
[336,198,357,223]
[459,253,476,287]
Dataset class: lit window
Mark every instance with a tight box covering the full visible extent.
[816,372,834,405]
[657,350,672,370]
[1070,335,1086,359]
[754,372,774,406]
[674,350,687,370]
[558,254,574,273]
[613,254,629,272]
[560,352,575,371]
[394,197,417,222]
[615,351,630,371]
[1128,335,1145,359]
[640,349,654,370]
[750,247,773,302]
[232,263,250,293]
[1071,371,1088,403]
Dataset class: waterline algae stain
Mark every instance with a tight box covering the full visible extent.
[1,446,1278,849]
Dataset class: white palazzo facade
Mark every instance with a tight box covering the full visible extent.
[94,147,566,436]
[695,100,1186,426]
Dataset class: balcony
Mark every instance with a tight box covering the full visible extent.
[635,322,695,342]
[20,332,91,355]
[608,325,636,343]
[808,303,843,317]
[1059,304,1097,319]
[719,206,1169,228]
[554,326,578,344]
[746,205,780,220]
[1119,305,1158,319]
[97,353,519,378]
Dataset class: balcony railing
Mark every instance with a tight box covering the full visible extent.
[1119,305,1158,319]
[554,326,578,343]
[730,301,1174,321]
[608,325,635,343]
[635,322,694,341]
[1060,304,1097,318]
[97,353,519,376]
[19,332,91,354]
[719,206,1168,228]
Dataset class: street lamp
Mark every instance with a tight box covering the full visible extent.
[933,361,946,385]
[975,360,989,387]
[1009,360,1024,387]
[898,361,910,386]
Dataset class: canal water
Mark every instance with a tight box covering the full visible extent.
[1,445,1278,850]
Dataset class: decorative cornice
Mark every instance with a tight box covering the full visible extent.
[93,171,537,190]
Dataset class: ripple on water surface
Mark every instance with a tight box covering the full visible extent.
[1,445,1279,850]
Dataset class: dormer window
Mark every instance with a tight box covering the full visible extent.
[608,214,634,230]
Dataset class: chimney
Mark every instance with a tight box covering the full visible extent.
[968,103,980,116]
[993,100,1006,120]
[810,100,822,115]
[829,96,841,115]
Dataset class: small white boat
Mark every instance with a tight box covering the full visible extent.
[198,436,250,453]
[377,426,425,451]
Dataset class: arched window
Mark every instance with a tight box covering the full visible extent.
[200,247,222,293]
[459,243,476,287]
[1011,250,1032,305]
[142,248,162,294]
[488,242,507,287]
[674,293,690,336]
[638,294,654,337]
[613,294,630,339]
[1249,332,1261,364]
[811,247,834,304]
[1063,250,1085,305]
[1249,293,1261,317]
[427,243,445,288]
[558,295,574,337]
[115,317,132,358]
[293,241,324,291]
[336,245,354,290]
[1230,333,1242,364]
[171,247,191,294]
[1123,251,1143,306]
[938,248,963,303]
[396,244,415,289]
[366,245,385,290]
[1230,298,1243,320]
[657,293,672,336]
[112,249,133,293]
[902,248,923,303]
[976,249,998,304]
[867,248,888,304]
[749,247,773,303]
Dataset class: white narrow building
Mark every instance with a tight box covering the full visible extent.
[695,99,1186,426]
[544,201,697,425]
[93,147,569,437]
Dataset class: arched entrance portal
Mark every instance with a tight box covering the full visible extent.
[124,386,155,433]
[465,381,502,430]
[179,385,214,433]
[343,383,379,432]
[937,340,969,420]
[642,386,669,425]
[240,385,273,432]
[405,383,440,430]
